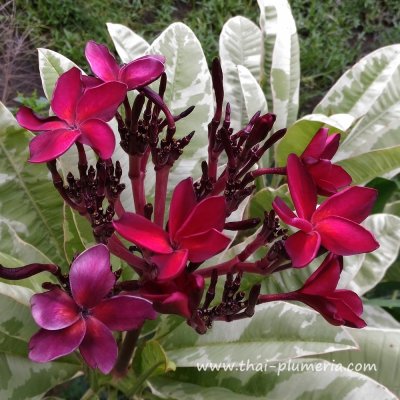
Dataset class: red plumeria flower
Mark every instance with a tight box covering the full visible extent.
[28,244,156,374]
[300,128,352,196]
[85,40,165,90]
[16,67,126,163]
[260,254,366,328]
[273,154,379,267]
[140,272,204,319]
[113,178,231,281]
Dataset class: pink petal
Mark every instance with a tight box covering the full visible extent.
[85,41,120,82]
[29,129,81,163]
[51,67,83,124]
[92,295,156,331]
[31,288,80,330]
[153,292,191,318]
[313,186,378,224]
[119,56,165,89]
[79,119,115,159]
[16,106,68,132]
[179,229,231,262]
[113,212,172,254]
[151,249,189,281]
[168,178,197,240]
[285,230,321,268]
[272,197,313,231]
[81,75,104,89]
[301,128,329,159]
[29,319,86,362]
[333,290,364,316]
[321,133,340,159]
[331,291,366,328]
[76,81,127,123]
[287,154,317,221]
[176,196,227,239]
[69,244,115,309]
[79,317,117,374]
[301,254,341,295]
[316,216,379,255]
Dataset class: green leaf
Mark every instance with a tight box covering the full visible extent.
[38,48,81,100]
[364,299,400,308]
[275,113,354,166]
[219,16,262,81]
[343,214,400,295]
[337,146,400,185]
[362,304,400,329]
[149,360,397,399]
[160,302,356,367]
[384,200,400,217]
[257,0,300,130]
[0,103,65,266]
[320,327,400,396]
[106,22,149,63]
[366,177,399,213]
[315,45,400,159]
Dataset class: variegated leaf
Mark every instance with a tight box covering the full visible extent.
[219,16,262,81]
[257,0,300,130]
[161,302,356,367]
[106,22,149,63]
[315,45,400,160]
[149,359,396,399]
[0,103,65,266]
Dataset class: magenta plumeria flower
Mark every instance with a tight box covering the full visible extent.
[85,40,165,90]
[28,244,156,374]
[16,67,126,163]
[140,272,205,318]
[113,178,231,281]
[273,153,379,267]
[300,128,352,196]
[259,254,366,328]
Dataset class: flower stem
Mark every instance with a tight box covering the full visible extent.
[154,166,170,226]
[112,327,142,378]
[129,155,146,215]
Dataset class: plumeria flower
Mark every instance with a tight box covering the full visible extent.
[273,154,379,267]
[300,128,352,196]
[140,272,205,319]
[259,254,366,328]
[85,40,165,90]
[16,67,126,163]
[28,244,156,374]
[113,178,231,281]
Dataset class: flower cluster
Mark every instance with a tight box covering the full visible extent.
[1,40,379,374]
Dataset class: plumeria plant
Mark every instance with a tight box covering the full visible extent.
[1,1,400,399]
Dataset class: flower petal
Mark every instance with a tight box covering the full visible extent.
[313,186,377,224]
[29,319,86,363]
[76,81,127,123]
[179,229,231,262]
[285,230,321,268]
[51,67,83,124]
[321,133,340,159]
[119,55,165,89]
[79,317,117,374]
[151,249,188,281]
[153,292,191,318]
[31,288,80,330]
[272,197,313,231]
[85,41,120,82]
[92,295,156,331]
[176,196,227,239]
[29,129,81,163]
[16,106,68,131]
[316,216,379,255]
[69,244,115,309]
[113,212,172,254]
[168,178,197,240]
[301,128,329,159]
[332,290,366,328]
[301,254,341,295]
[79,119,115,159]
[287,153,317,220]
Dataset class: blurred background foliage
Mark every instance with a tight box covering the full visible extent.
[1,0,400,114]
